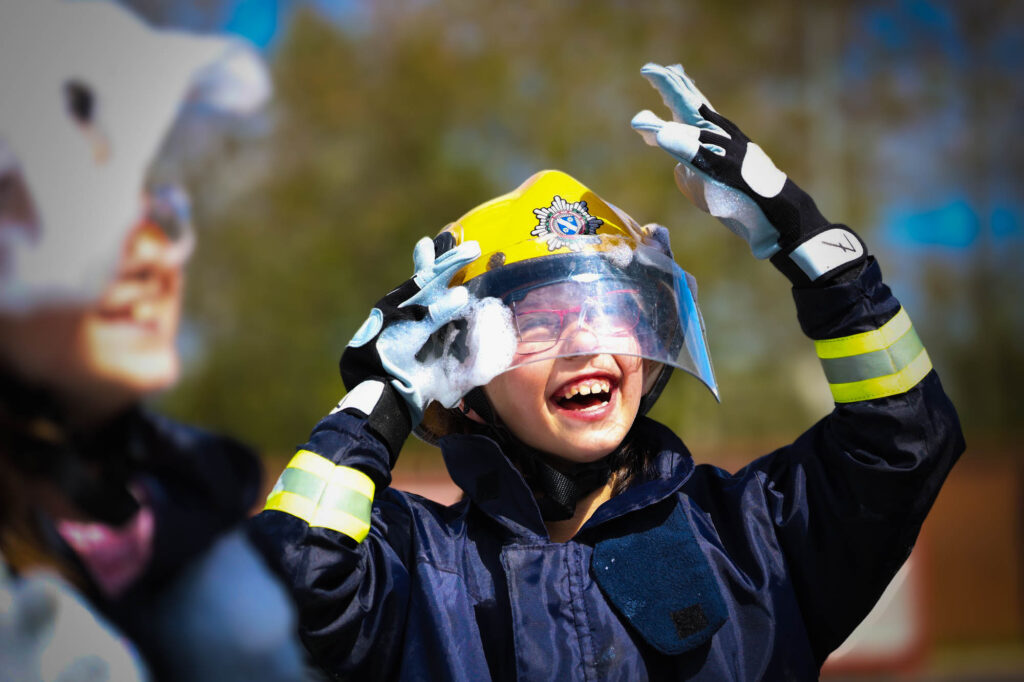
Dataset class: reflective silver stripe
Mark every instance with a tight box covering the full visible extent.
[318,484,373,526]
[814,308,933,403]
[264,450,375,542]
[820,325,925,385]
[277,467,326,501]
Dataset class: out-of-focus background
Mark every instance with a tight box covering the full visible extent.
[128,0,1021,678]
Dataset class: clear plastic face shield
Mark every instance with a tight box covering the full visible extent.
[463,243,719,400]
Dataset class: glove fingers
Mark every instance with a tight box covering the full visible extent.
[411,236,436,277]
[691,145,725,176]
[640,62,708,127]
[641,62,732,142]
[406,240,480,308]
[652,120,703,164]
[630,109,665,147]
[696,128,729,157]
[425,286,470,329]
[665,63,718,114]
[433,239,480,275]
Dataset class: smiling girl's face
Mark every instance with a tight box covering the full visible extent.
[485,352,644,463]
[483,282,646,463]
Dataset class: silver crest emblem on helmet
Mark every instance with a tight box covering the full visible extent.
[531,195,603,251]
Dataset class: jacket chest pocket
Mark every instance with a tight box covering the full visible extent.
[592,499,727,656]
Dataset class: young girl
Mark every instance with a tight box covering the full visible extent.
[250,63,964,680]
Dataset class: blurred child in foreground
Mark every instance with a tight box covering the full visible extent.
[0,1,307,679]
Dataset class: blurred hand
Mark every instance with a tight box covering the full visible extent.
[0,562,148,681]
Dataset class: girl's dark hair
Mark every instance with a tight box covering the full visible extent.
[606,422,659,496]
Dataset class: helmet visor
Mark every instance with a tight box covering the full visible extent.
[464,244,718,399]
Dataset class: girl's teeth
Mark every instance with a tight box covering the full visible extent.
[562,380,613,400]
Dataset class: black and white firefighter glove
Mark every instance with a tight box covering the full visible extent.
[338,236,514,458]
[631,62,867,286]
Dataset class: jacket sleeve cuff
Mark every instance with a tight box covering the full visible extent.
[259,382,409,545]
[792,259,933,404]
[299,380,411,490]
[770,224,868,287]
[790,258,897,339]
[330,379,412,467]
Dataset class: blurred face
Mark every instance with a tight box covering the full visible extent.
[485,283,646,463]
[0,219,185,424]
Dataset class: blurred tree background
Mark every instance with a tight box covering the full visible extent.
[128,0,1022,465]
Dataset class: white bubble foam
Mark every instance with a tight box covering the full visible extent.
[455,296,517,396]
[389,295,517,411]
[602,242,635,269]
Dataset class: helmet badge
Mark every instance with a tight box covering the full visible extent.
[531,195,603,252]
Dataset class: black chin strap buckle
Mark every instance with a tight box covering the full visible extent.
[529,454,612,522]
[463,387,496,423]
[535,463,579,521]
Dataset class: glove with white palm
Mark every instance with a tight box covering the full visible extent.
[631,62,866,286]
[337,236,488,458]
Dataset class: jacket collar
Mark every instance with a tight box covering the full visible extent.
[439,417,695,541]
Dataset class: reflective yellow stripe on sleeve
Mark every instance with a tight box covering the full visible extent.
[263,449,375,543]
[814,308,933,403]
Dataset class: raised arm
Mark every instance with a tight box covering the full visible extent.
[248,236,507,676]
[634,61,965,662]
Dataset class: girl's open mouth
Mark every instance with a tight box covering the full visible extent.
[551,374,617,413]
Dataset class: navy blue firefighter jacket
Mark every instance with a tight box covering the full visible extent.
[249,260,965,680]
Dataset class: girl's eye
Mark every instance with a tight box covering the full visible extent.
[604,293,642,323]
[516,312,560,337]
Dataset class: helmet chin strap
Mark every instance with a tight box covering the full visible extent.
[462,387,615,522]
